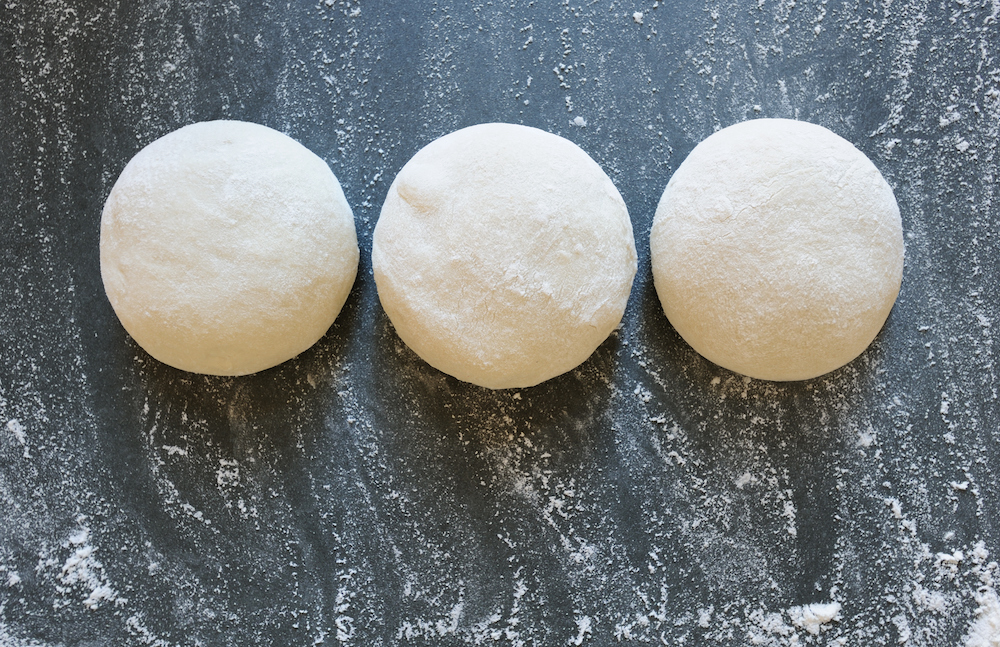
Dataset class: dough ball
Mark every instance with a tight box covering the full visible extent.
[650,118,903,381]
[373,123,637,389]
[101,120,359,376]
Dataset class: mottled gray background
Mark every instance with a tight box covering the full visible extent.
[1,1,998,645]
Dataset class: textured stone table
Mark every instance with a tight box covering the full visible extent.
[1,1,998,645]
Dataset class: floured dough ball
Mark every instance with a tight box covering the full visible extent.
[101,120,359,376]
[650,118,904,381]
[373,123,637,389]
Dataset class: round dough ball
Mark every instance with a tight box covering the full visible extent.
[650,118,903,381]
[373,123,637,389]
[101,120,359,376]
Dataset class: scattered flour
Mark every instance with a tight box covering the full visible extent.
[6,418,29,458]
[56,523,119,610]
[964,590,1000,647]
[787,601,841,635]
[1,0,997,644]
[569,615,593,645]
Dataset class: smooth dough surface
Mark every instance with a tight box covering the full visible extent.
[650,118,904,381]
[373,123,637,389]
[101,120,359,376]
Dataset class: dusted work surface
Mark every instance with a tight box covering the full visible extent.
[1,1,998,645]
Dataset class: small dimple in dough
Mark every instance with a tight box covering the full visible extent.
[100,120,359,376]
[650,118,904,382]
[373,123,638,390]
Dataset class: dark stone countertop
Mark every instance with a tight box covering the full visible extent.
[1,1,998,645]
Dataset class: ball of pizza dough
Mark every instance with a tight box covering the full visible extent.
[650,118,904,381]
[100,120,359,376]
[373,123,637,389]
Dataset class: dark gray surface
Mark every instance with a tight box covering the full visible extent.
[1,1,998,645]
